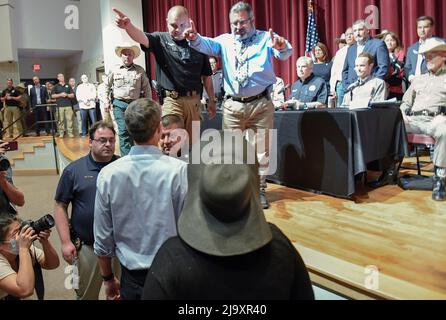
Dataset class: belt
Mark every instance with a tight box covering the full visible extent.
[163,89,199,99]
[115,98,133,103]
[409,109,444,117]
[227,90,268,103]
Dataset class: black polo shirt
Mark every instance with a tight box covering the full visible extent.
[55,153,119,245]
[289,74,328,104]
[1,87,21,107]
[53,83,74,108]
[142,32,212,93]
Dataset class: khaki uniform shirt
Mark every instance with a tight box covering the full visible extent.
[401,65,446,114]
[105,64,151,103]
[342,76,388,109]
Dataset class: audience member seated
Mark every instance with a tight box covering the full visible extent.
[400,37,446,201]
[283,56,328,110]
[384,31,406,100]
[142,133,315,300]
[313,42,333,92]
[342,19,390,90]
[330,28,356,107]
[405,16,434,83]
[342,52,388,109]
[0,214,59,300]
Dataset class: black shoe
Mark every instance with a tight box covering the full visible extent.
[260,189,270,209]
[432,176,446,201]
[368,169,398,188]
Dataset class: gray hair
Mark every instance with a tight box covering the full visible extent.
[230,2,254,20]
[125,98,161,143]
[296,56,314,68]
[352,19,368,29]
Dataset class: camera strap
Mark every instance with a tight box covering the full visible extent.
[33,260,45,300]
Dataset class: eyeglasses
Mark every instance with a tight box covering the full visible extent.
[230,18,252,27]
[92,138,116,145]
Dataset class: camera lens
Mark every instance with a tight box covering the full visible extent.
[32,214,55,233]
[0,158,10,172]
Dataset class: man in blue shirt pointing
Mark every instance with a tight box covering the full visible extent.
[185,1,293,209]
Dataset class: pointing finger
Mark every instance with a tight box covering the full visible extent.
[269,28,275,42]
[190,19,197,33]
[112,8,126,18]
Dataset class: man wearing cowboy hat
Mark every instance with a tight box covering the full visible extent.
[104,44,151,156]
[400,37,446,201]
[141,133,314,300]
[112,6,216,145]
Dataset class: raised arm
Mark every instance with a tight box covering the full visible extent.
[113,8,149,48]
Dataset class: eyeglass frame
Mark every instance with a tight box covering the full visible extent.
[91,137,116,145]
[230,18,253,28]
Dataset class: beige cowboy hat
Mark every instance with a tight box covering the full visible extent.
[418,37,446,54]
[178,132,273,257]
[115,44,141,58]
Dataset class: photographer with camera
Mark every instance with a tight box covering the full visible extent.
[0,140,25,216]
[0,214,59,300]
[54,121,120,300]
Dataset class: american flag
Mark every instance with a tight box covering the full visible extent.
[305,5,320,58]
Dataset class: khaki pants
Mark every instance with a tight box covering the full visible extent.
[57,106,74,137]
[223,96,274,188]
[75,245,121,300]
[162,95,202,144]
[5,106,23,137]
[405,115,446,168]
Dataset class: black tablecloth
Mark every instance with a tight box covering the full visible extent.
[201,108,408,198]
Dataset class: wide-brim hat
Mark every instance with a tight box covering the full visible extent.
[115,44,141,58]
[418,37,446,54]
[178,132,273,257]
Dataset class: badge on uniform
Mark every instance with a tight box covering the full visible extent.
[309,85,317,92]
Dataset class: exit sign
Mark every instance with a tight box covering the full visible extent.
[33,64,41,72]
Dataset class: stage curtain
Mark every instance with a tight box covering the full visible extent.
[143,0,445,88]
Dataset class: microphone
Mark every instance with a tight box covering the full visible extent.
[277,84,291,95]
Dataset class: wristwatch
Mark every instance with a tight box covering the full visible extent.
[102,273,114,282]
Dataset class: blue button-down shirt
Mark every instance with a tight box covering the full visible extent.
[190,30,293,97]
[94,145,188,270]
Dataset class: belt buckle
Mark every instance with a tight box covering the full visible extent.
[422,110,428,116]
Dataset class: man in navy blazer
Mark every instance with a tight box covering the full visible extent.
[405,16,434,83]
[29,76,50,136]
[342,20,389,90]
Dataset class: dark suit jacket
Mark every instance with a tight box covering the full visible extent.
[342,37,390,89]
[29,85,48,108]
[404,41,428,79]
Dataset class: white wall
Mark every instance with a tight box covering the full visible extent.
[0,0,16,61]
[80,0,103,62]
[101,0,146,73]
[18,57,67,79]
[13,0,81,51]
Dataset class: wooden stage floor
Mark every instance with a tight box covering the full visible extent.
[56,137,446,300]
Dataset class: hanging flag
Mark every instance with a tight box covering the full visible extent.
[305,0,320,60]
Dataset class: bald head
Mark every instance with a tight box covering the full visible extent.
[166,6,190,41]
[167,6,189,20]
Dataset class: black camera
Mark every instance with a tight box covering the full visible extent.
[0,157,10,172]
[21,214,55,234]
